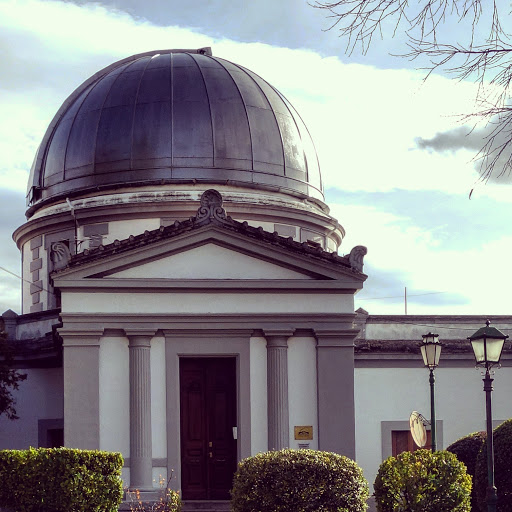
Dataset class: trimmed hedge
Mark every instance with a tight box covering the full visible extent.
[374,449,471,512]
[230,448,369,512]
[447,431,486,511]
[0,447,124,512]
[475,419,512,512]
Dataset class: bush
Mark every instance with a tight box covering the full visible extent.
[230,448,369,512]
[374,449,471,512]
[475,419,512,512]
[0,447,123,512]
[447,431,486,511]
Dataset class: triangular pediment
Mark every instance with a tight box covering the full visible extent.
[52,224,364,287]
[110,242,313,280]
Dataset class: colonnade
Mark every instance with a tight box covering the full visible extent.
[61,326,358,490]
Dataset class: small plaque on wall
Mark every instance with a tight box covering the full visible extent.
[294,426,313,440]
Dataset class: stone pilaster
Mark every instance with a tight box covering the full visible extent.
[128,334,153,490]
[60,330,102,449]
[315,328,359,459]
[266,331,292,450]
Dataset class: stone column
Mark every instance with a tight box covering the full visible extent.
[60,330,102,449]
[128,334,153,490]
[316,328,359,459]
[266,331,292,450]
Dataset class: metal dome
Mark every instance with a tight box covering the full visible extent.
[27,48,323,216]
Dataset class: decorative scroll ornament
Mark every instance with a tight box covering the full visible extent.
[349,245,367,272]
[195,189,227,224]
[50,241,72,271]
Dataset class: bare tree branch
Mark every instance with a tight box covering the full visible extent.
[312,0,512,181]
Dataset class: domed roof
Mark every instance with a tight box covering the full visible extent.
[27,48,323,216]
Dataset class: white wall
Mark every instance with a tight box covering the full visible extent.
[355,364,512,490]
[151,335,167,459]
[0,367,63,449]
[249,335,267,455]
[106,219,161,246]
[288,335,318,450]
[365,320,512,341]
[111,244,312,280]
[99,334,129,454]
[21,243,32,314]
[63,292,352,315]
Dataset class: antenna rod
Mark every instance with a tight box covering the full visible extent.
[66,198,78,255]
[405,286,407,315]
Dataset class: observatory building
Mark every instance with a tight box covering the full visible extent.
[5,48,367,497]
[3,48,512,503]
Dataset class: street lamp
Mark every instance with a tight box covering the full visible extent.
[468,320,508,512]
[420,332,441,451]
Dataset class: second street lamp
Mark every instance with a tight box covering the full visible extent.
[420,332,441,452]
[468,320,508,512]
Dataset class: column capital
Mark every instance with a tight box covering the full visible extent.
[59,330,102,347]
[127,334,153,348]
[264,329,294,342]
[315,328,359,347]
[125,329,157,338]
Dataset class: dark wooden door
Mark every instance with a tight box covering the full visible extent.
[180,358,237,500]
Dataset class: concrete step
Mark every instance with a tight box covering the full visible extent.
[119,497,231,512]
[182,500,231,512]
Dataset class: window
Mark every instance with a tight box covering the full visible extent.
[38,419,64,448]
[381,420,442,461]
[46,428,64,448]
[392,429,432,456]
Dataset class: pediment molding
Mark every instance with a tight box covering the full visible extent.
[52,225,366,285]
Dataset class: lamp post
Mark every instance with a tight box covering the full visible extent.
[420,332,441,451]
[468,320,508,512]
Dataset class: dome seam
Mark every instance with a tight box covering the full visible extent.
[188,53,215,167]
[89,61,128,177]
[61,84,93,186]
[212,57,254,172]
[278,91,323,192]
[267,83,309,184]
[170,53,174,172]
[240,66,286,178]
[129,56,154,172]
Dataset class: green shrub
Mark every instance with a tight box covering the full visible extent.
[447,431,486,511]
[230,448,369,512]
[165,490,182,512]
[475,419,512,512]
[374,449,471,512]
[0,447,123,512]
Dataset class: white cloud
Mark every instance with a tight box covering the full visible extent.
[0,0,488,198]
[331,202,512,315]
[1,0,510,316]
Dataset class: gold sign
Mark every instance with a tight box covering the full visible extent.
[294,426,313,440]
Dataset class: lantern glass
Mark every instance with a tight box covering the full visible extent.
[471,337,505,367]
[420,334,441,368]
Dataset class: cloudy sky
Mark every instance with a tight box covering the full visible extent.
[1,0,512,317]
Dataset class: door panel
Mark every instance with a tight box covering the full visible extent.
[180,358,237,500]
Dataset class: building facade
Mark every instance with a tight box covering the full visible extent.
[2,48,366,499]
[1,47,510,501]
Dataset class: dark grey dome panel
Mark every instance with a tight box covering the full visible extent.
[27,49,323,215]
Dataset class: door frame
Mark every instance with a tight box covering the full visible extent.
[164,332,252,496]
